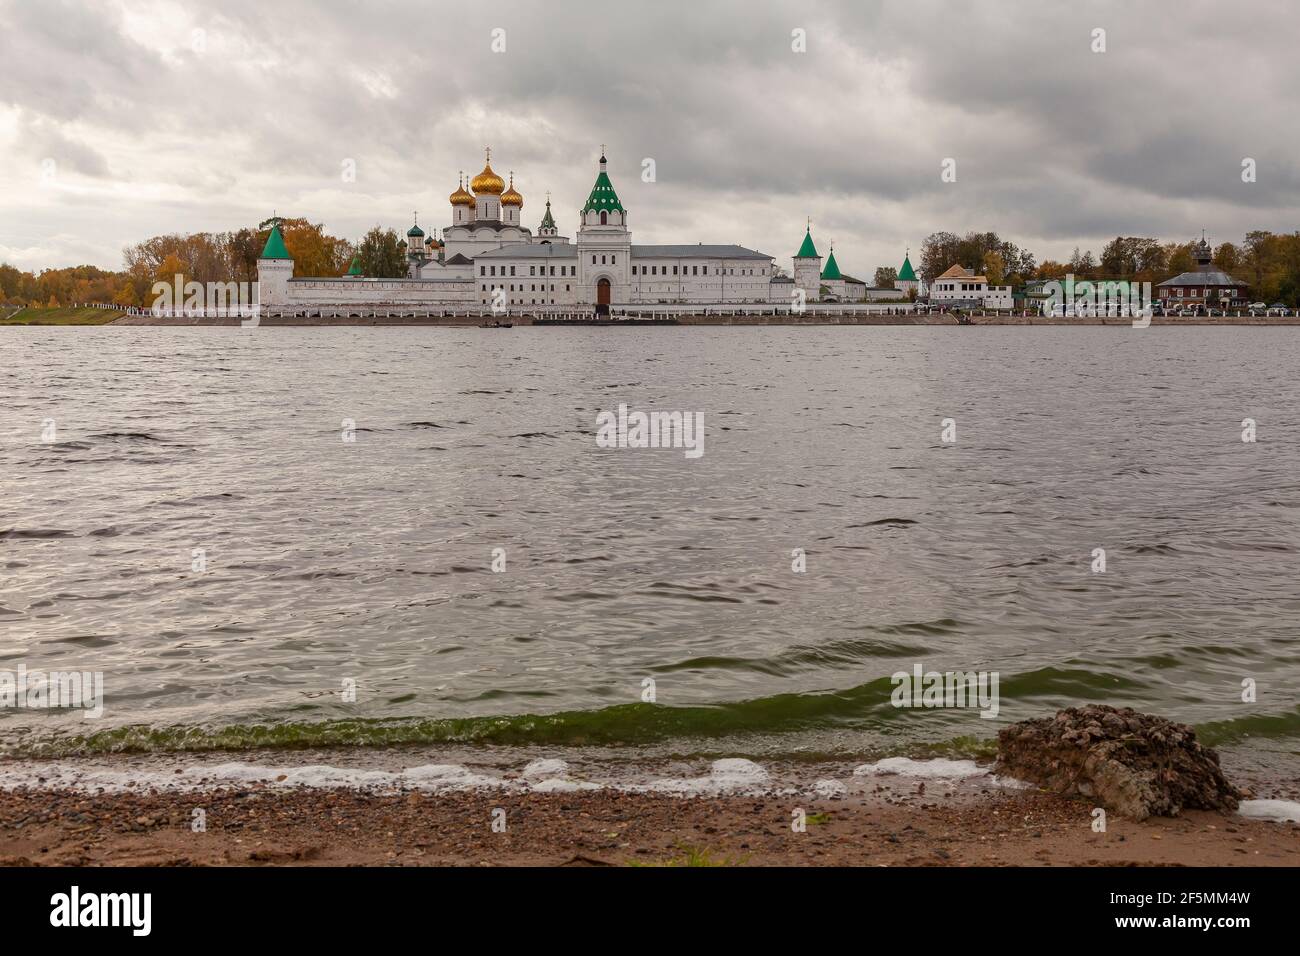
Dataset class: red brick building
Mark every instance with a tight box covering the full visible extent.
[1157,237,1249,309]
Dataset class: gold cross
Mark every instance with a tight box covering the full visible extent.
[485,146,491,162]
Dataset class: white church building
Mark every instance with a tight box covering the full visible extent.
[257,149,892,315]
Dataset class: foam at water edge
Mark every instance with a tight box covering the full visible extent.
[1238,799,1300,823]
[853,757,988,779]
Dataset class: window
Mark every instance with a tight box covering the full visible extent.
[592,255,596,265]
[632,266,637,275]
[510,266,516,276]
[612,255,616,265]
[702,266,708,275]
[601,255,606,265]
[600,211,607,225]
[672,266,678,275]
[692,266,698,275]
[550,267,555,276]
[565,284,570,292]
[480,266,486,276]
[490,266,496,276]
[530,266,535,276]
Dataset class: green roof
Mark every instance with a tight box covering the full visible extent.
[540,200,556,230]
[898,254,916,281]
[795,227,818,259]
[583,170,624,213]
[259,223,291,260]
[821,249,842,280]
[407,224,424,238]
[346,255,362,276]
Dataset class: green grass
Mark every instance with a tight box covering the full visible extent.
[628,843,750,867]
[1,306,127,325]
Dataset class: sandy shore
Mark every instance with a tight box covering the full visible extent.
[3,755,1297,866]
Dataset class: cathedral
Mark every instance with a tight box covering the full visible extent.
[256,149,911,314]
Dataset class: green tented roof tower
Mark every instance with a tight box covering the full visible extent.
[796,226,818,259]
[899,252,917,282]
[346,255,362,277]
[539,199,557,231]
[821,247,842,281]
[259,222,291,260]
[582,152,625,214]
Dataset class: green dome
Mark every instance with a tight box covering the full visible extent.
[407,224,425,238]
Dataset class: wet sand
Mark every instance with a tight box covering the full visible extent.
[3,775,1297,867]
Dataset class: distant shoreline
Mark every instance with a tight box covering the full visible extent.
[104,313,1300,327]
[7,306,1300,327]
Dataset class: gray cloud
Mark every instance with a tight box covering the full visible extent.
[0,0,1296,275]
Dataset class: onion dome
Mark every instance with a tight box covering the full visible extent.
[500,172,523,207]
[470,148,505,195]
[407,220,425,239]
[449,173,474,207]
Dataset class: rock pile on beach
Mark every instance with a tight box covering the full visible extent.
[995,705,1241,820]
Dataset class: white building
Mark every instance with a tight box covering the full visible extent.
[928,264,1013,310]
[257,149,856,314]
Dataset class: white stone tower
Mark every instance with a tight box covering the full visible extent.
[255,219,294,307]
[576,149,631,310]
[792,221,822,302]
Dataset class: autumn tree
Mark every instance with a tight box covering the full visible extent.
[356,226,408,278]
[873,266,897,288]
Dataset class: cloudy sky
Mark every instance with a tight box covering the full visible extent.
[2,0,1298,277]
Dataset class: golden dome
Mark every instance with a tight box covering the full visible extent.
[449,173,474,206]
[500,172,523,207]
[470,149,505,195]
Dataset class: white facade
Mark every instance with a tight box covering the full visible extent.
[258,149,797,312]
[929,265,1012,309]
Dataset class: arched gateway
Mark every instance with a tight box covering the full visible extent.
[596,277,611,315]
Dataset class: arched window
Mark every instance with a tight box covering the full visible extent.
[600,211,607,225]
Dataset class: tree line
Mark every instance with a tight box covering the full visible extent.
[7,223,1300,308]
[1,219,415,307]
[915,230,1300,305]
